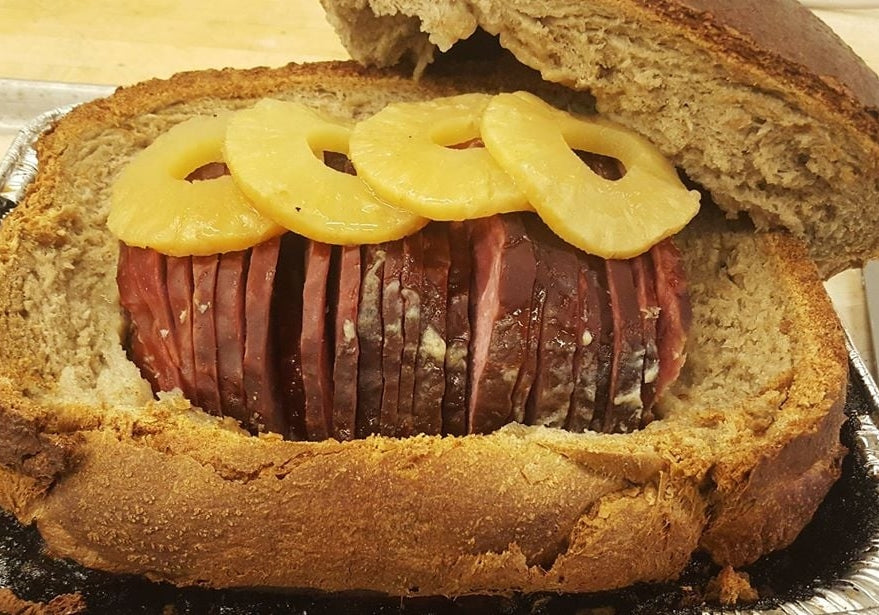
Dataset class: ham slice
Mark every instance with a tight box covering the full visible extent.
[412,224,450,436]
[602,259,646,433]
[129,247,185,392]
[523,217,579,428]
[215,250,249,424]
[467,215,536,434]
[191,254,222,416]
[165,255,197,403]
[652,239,692,401]
[117,244,167,392]
[356,244,386,438]
[396,234,422,437]
[243,236,287,436]
[301,241,335,440]
[379,241,405,436]
[567,255,610,432]
[442,221,471,436]
[332,245,361,441]
[632,253,660,419]
[276,233,307,440]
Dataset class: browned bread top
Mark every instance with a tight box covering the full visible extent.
[656,0,879,113]
[321,0,879,276]
[0,62,849,596]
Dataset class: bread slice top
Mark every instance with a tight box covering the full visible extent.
[0,62,848,594]
[320,0,879,277]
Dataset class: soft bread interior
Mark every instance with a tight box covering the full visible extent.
[0,63,848,594]
[321,0,879,277]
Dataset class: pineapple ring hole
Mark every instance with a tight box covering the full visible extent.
[186,161,229,182]
[429,114,483,149]
[446,138,485,150]
[573,150,627,181]
[321,150,356,174]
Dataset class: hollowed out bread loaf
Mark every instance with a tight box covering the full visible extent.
[321,0,879,278]
[0,62,849,595]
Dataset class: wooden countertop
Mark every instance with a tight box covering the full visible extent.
[2,0,878,374]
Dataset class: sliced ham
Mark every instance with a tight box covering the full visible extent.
[191,254,222,416]
[396,234,422,437]
[332,245,361,441]
[509,219,541,426]
[166,255,197,402]
[276,233,307,440]
[632,253,660,419]
[603,259,646,433]
[567,255,609,432]
[129,246,185,392]
[651,239,692,401]
[413,224,450,436]
[301,241,335,441]
[467,214,537,434]
[379,240,405,436]
[117,244,166,392]
[243,236,287,436]
[442,221,471,436]
[523,217,579,428]
[356,244,386,438]
[214,249,249,424]
[120,212,692,440]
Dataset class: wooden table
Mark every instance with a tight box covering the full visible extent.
[2,0,878,373]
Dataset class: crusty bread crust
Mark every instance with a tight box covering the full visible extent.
[0,61,848,596]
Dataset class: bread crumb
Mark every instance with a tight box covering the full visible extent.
[705,565,759,605]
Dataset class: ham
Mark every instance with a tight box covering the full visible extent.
[396,234,422,437]
[117,244,167,392]
[121,214,692,440]
[191,254,222,416]
[215,250,249,424]
[276,233,307,440]
[603,259,646,433]
[332,245,361,441]
[165,255,197,403]
[523,216,579,428]
[243,236,287,436]
[632,253,660,419]
[442,221,471,436]
[467,215,536,434]
[356,244,386,438]
[568,255,610,432]
[652,239,692,400]
[301,241,335,440]
[412,224,450,435]
[379,241,405,436]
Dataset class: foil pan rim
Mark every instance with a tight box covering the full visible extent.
[2,107,879,615]
[0,104,78,220]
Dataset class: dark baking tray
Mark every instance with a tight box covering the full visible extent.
[3,108,879,615]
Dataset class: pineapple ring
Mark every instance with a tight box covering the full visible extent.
[224,99,427,245]
[481,92,701,259]
[109,114,284,256]
[348,93,529,221]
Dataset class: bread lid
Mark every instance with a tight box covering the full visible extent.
[320,0,879,277]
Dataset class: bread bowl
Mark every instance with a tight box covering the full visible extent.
[0,0,877,602]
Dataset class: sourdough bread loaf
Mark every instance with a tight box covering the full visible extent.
[321,0,879,277]
[0,61,849,595]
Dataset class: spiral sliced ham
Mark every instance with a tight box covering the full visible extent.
[119,213,690,439]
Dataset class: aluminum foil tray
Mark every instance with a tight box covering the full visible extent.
[3,109,879,615]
